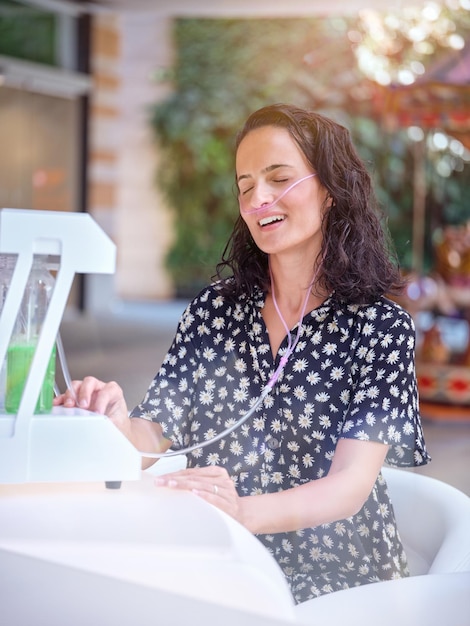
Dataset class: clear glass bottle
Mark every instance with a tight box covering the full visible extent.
[5,255,56,414]
[0,254,16,411]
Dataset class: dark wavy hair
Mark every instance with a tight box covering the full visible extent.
[215,103,405,304]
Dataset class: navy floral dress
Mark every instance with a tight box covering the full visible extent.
[130,282,430,603]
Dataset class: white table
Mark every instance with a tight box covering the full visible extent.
[0,472,296,626]
[2,470,469,626]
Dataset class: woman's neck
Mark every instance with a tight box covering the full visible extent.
[268,253,322,315]
[262,253,325,357]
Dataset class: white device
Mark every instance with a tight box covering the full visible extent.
[0,208,141,483]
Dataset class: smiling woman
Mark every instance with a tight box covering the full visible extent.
[55,103,431,605]
[235,125,325,268]
[218,104,406,306]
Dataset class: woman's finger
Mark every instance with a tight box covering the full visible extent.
[53,380,82,407]
[71,377,122,415]
[154,467,238,506]
[154,474,214,491]
[162,466,229,481]
[154,467,242,524]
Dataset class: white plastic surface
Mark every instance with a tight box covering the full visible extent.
[0,407,142,483]
[0,472,296,623]
[382,467,470,575]
[294,571,470,625]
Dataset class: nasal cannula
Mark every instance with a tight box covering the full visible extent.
[239,173,317,214]
[55,173,320,460]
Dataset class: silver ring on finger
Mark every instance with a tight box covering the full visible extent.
[213,484,219,495]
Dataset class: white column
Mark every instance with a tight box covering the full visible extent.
[115,12,175,300]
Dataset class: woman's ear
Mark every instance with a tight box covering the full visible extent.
[322,192,334,211]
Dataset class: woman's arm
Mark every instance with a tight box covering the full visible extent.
[241,438,389,533]
[155,438,389,533]
[129,417,173,469]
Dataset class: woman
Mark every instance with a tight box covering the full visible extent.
[56,104,430,602]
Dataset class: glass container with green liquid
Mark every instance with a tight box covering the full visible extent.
[5,342,56,413]
[4,255,56,414]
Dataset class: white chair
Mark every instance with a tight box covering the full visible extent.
[381,466,470,575]
[294,468,470,625]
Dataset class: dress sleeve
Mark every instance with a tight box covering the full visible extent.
[339,301,431,467]
[129,299,201,450]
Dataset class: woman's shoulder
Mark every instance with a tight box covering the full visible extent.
[375,295,415,327]
[333,295,415,332]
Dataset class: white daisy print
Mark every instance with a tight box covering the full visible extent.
[130,286,429,605]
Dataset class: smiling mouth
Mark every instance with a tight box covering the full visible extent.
[258,215,285,227]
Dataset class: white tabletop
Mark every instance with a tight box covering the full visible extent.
[0,472,296,625]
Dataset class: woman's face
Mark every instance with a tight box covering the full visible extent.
[236,125,328,258]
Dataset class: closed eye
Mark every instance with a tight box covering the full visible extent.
[240,178,290,196]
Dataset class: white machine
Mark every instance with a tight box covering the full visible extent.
[0,208,142,483]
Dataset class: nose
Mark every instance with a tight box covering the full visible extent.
[239,181,277,215]
[249,182,275,210]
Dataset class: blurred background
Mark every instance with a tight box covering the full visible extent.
[1,0,469,491]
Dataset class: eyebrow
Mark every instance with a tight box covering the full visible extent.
[237,163,293,183]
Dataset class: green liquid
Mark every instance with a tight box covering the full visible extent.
[5,343,56,414]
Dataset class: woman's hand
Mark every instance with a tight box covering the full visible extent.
[156,439,389,535]
[53,376,130,435]
[54,377,173,468]
[155,466,245,525]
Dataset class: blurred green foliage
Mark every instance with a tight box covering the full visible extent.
[0,0,57,66]
[152,16,470,295]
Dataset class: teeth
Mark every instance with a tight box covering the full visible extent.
[259,215,285,227]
